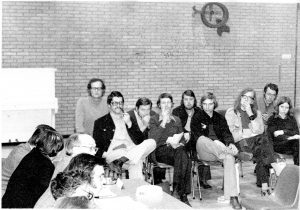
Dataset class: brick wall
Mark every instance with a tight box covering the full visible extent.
[2,1,299,135]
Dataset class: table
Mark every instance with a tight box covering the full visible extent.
[94,179,192,209]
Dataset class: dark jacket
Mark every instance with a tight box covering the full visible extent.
[191,109,234,146]
[127,109,157,141]
[172,105,201,132]
[149,113,184,148]
[2,147,54,208]
[267,114,299,146]
[93,113,146,159]
[172,105,201,151]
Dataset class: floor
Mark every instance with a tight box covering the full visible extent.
[185,161,258,210]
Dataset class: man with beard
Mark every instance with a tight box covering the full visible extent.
[172,90,212,189]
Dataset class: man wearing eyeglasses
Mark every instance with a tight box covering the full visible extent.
[257,83,279,126]
[93,91,156,179]
[75,78,108,136]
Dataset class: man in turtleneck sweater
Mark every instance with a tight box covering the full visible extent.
[75,78,108,135]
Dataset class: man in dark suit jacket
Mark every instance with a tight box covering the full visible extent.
[172,90,212,189]
[93,91,156,179]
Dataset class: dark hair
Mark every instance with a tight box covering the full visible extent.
[263,83,279,95]
[87,78,106,97]
[50,170,90,200]
[234,88,258,115]
[63,153,100,178]
[274,96,293,116]
[180,90,197,108]
[135,97,152,109]
[107,91,124,105]
[156,93,173,108]
[35,129,64,157]
[28,124,55,146]
[200,92,218,110]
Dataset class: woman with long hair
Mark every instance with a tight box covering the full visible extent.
[267,96,299,165]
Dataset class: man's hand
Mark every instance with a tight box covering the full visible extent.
[142,115,151,127]
[274,130,284,137]
[112,144,127,151]
[242,100,253,116]
[123,113,132,127]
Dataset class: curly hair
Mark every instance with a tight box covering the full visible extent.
[63,153,99,182]
[50,170,90,200]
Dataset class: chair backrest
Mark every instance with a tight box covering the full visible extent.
[273,165,299,206]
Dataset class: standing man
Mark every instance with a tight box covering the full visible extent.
[93,91,156,179]
[191,92,242,209]
[257,83,279,126]
[75,78,108,136]
[149,93,192,206]
[172,90,212,189]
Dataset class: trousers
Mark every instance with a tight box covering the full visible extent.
[196,136,239,198]
[155,145,192,196]
[106,139,156,179]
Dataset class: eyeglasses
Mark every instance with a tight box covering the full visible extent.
[111,101,124,106]
[74,146,98,153]
[242,95,254,101]
[91,87,103,91]
[266,92,277,98]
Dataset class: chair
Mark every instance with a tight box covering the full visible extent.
[241,165,299,210]
[144,152,174,191]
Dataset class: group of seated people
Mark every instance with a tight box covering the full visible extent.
[2,79,299,209]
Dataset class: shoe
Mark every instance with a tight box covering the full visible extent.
[261,189,271,196]
[200,180,212,189]
[180,194,192,207]
[230,196,242,209]
[237,152,253,161]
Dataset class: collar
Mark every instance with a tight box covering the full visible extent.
[158,114,176,122]
[274,113,291,120]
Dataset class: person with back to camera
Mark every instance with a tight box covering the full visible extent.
[2,124,55,197]
[2,128,64,208]
[225,88,282,196]
[148,93,192,206]
[34,133,98,208]
[191,92,241,209]
[173,89,212,189]
[267,96,299,166]
[76,78,108,136]
[50,153,105,209]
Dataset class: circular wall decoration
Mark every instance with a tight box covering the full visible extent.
[201,2,229,28]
